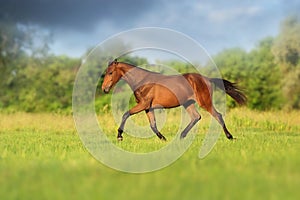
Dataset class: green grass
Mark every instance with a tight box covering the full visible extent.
[0,109,300,200]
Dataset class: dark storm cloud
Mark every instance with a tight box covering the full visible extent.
[0,0,159,30]
[2,0,299,57]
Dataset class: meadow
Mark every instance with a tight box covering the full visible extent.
[0,108,299,200]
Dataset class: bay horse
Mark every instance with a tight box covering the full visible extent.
[101,59,246,141]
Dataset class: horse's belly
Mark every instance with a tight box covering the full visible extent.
[152,85,193,108]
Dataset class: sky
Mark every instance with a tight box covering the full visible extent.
[0,0,299,58]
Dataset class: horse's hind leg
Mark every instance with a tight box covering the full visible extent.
[209,107,233,140]
[145,109,166,141]
[180,103,201,139]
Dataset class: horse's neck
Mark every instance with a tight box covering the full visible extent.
[119,63,150,90]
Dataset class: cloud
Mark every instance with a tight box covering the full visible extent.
[207,6,262,23]
[0,0,159,31]
[1,0,299,57]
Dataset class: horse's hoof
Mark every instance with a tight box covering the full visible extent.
[117,136,123,141]
[227,135,233,140]
[161,136,167,141]
[180,134,186,139]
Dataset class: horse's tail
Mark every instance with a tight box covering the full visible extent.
[209,78,247,105]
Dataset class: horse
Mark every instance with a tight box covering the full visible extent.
[101,59,246,141]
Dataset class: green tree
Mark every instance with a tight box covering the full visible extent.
[212,48,249,108]
[213,48,249,81]
[0,20,81,113]
[0,20,51,111]
[212,42,283,110]
[247,37,282,110]
[17,56,79,112]
[0,21,28,108]
[272,16,300,109]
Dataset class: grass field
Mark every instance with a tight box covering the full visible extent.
[0,108,299,200]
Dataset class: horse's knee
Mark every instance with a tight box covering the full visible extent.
[192,113,201,124]
[196,113,201,121]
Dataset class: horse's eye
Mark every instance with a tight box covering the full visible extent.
[109,72,113,75]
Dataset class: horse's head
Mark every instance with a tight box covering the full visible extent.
[101,59,122,93]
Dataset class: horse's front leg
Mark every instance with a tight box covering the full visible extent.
[117,103,149,141]
[117,111,130,141]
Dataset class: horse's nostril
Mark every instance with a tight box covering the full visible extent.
[103,87,110,93]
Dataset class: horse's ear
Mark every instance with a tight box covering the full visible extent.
[108,58,118,66]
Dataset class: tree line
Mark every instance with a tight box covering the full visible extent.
[214,16,300,110]
[0,16,299,113]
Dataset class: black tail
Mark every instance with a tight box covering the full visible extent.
[209,78,247,105]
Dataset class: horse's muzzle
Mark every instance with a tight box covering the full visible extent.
[102,87,110,94]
